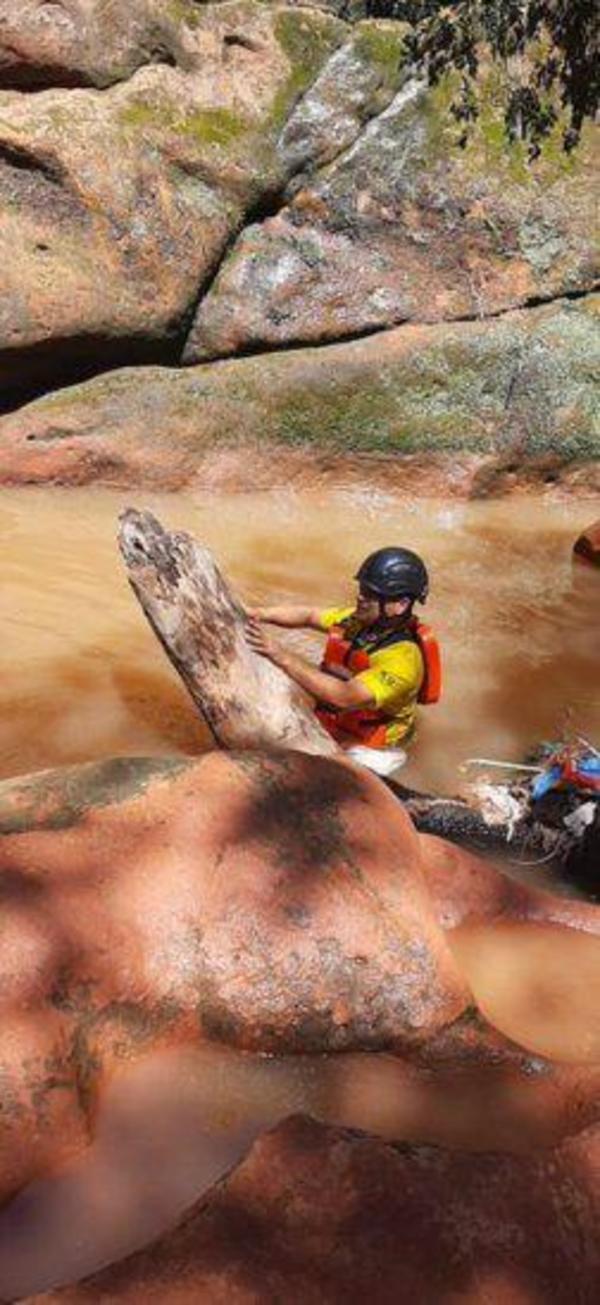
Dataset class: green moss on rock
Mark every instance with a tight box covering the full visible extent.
[179,108,247,146]
[0,757,191,835]
[269,365,495,456]
[3,302,596,484]
[167,0,203,28]
[352,20,407,87]
[519,424,599,462]
[120,100,246,147]
[271,8,346,127]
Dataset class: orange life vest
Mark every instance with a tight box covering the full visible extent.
[315,618,442,749]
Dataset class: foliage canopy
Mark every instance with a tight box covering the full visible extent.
[365,2,599,155]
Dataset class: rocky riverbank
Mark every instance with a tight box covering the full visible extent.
[0,1,597,491]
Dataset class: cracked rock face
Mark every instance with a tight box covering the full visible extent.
[185,65,599,360]
[0,0,597,484]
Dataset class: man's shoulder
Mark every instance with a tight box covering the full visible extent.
[319,605,356,630]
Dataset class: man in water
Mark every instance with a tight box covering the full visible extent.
[246,547,436,776]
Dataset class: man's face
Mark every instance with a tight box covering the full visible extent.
[356,586,410,624]
[356,585,380,623]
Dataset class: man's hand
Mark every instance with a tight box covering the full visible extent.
[245,617,375,712]
[245,617,280,663]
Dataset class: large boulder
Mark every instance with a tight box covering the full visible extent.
[30,1114,600,1303]
[0,2,597,408]
[185,66,599,360]
[0,1,364,394]
[0,295,597,492]
[0,749,469,1200]
[1,746,600,1214]
[1,748,599,1207]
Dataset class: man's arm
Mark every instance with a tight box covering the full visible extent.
[248,604,324,630]
[245,620,375,710]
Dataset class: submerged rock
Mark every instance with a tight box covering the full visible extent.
[574,519,600,567]
[31,1114,600,1303]
[0,295,597,492]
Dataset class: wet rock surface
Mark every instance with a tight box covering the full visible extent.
[0,294,597,492]
[0,749,471,1202]
[422,833,600,936]
[1,748,599,1208]
[574,519,600,567]
[30,1114,600,1304]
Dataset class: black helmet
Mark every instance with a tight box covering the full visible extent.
[355,547,429,603]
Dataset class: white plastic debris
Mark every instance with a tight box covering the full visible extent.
[468,781,528,840]
[563,802,597,838]
[345,745,408,777]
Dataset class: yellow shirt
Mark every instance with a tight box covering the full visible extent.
[319,607,424,746]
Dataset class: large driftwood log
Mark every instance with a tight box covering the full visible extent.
[119,509,598,886]
[118,508,338,757]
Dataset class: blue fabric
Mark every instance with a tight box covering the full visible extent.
[532,765,562,799]
[531,754,600,799]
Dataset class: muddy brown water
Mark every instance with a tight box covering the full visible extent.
[0,486,599,1298]
[1,486,598,790]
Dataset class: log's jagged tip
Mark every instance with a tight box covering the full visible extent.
[118,506,163,533]
[118,510,219,573]
[118,507,168,567]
